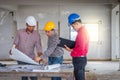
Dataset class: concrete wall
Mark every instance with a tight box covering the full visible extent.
[0,8,15,59]
[60,4,111,60]
[15,4,111,60]
[111,5,119,60]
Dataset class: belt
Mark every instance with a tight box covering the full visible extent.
[80,55,86,57]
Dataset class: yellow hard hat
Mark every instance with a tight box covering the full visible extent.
[43,21,56,31]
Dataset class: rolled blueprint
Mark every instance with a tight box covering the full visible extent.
[44,64,61,70]
[10,47,39,65]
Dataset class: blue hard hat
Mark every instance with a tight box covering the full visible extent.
[68,13,80,25]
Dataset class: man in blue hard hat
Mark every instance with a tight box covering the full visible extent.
[64,13,89,80]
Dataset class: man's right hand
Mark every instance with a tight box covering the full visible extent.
[34,56,42,62]
[64,45,73,52]
[9,50,12,55]
[9,44,17,55]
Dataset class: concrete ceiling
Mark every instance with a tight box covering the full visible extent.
[0,0,119,11]
[0,0,119,5]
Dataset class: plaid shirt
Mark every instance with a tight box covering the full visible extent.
[14,29,42,59]
[41,32,64,59]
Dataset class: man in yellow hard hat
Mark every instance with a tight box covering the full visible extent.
[35,21,64,80]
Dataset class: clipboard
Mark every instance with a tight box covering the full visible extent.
[57,37,75,48]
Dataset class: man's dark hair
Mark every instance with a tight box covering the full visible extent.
[72,19,82,24]
[51,29,55,31]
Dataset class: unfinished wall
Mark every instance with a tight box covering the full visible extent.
[59,4,111,60]
[111,5,119,60]
[0,8,15,59]
[15,4,111,60]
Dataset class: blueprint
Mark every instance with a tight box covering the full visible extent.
[33,64,61,72]
[0,64,73,72]
[10,47,39,65]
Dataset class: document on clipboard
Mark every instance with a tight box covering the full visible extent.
[57,37,75,49]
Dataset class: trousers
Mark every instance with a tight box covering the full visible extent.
[17,61,37,80]
[48,56,63,80]
[72,57,87,80]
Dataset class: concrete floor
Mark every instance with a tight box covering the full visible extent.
[87,61,119,73]
[0,61,120,80]
[87,61,120,80]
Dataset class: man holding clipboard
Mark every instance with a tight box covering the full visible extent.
[64,13,89,80]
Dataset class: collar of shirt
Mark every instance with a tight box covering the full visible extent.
[78,26,84,32]
[26,28,34,34]
[49,32,57,38]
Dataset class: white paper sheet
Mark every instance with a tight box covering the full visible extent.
[10,47,39,65]
[33,64,61,72]
[44,64,61,70]
[32,68,60,72]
